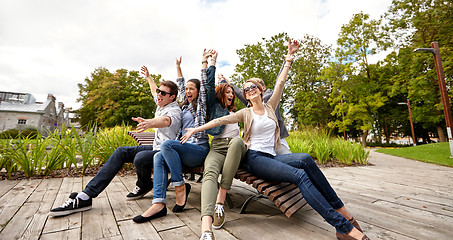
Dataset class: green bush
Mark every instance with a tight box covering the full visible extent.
[96,124,137,165]
[0,128,39,139]
[286,126,369,165]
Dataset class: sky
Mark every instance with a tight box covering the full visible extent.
[0,0,393,110]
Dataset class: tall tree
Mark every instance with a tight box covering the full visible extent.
[384,0,453,141]
[77,67,157,127]
[330,12,388,147]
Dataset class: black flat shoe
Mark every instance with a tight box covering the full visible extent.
[133,205,167,223]
[172,183,191,212]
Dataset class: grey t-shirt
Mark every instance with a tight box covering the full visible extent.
[153,100,182,150]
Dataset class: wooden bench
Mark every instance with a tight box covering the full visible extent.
[234,169,307,218]
[127,131,307,218]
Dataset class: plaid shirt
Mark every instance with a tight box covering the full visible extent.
[177,68,208,141]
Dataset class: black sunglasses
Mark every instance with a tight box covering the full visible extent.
[156,88,172,96]
[244,84,258,93]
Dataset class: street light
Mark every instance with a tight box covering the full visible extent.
[414,42,453,157]
[398,99,416,146]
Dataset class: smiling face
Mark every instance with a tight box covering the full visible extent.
[243,81,262,103]
[185,81,199,104]
[156,85,175,107]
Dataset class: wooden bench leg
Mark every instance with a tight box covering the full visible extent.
[240,192,268,214]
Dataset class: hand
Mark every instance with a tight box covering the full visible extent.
[136,119,153,133]
[218,74,230,84]
[202,49,212,61]
[132,117,145,123]
[176,56,182,66]
[210,50,218,61]
[140,66,150,78]
[180,128,196,144]
[287,38,300,56]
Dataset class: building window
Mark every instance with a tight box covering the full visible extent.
[18,119,27,125]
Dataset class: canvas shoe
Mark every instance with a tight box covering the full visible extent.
[126,186,152,200]
[212,203,225,229]
[200,230,215,240]
[49,192,92,217]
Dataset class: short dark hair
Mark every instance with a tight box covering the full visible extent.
[160,80,178,101]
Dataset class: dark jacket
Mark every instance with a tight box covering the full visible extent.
[205,66,230,136]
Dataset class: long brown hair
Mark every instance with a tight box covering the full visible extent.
[215,83,236,112]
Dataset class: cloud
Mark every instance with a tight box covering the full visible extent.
[0,0,393,110]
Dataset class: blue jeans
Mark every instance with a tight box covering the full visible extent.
[152,140,210,204]
[245,150,353,234]
[83,145,157,198]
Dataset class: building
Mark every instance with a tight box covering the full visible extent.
[0,91,75,136]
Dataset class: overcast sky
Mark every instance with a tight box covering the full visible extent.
[0,0,392,110]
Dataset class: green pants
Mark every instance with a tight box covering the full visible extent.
[201,137,246,217]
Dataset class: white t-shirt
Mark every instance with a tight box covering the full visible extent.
[249,108,277,156]
[216,112,240,139]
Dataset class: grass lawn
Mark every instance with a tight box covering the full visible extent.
[375,142,453,167]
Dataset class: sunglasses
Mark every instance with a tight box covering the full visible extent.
[156,88,172,96]
[244,84,258,94]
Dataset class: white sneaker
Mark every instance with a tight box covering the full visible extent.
[200,230,214,240]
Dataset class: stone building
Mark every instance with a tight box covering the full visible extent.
[0,91,74,136]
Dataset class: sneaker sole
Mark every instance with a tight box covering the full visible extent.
[49,206,92,217]
[126,195,146,200]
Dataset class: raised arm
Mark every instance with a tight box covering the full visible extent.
[206,50,217,111]
[141,66,158,100]
[176,56,183,78]
[267,38,300,110]
[176,57,186,101]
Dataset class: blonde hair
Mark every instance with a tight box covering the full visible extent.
[242,78,264,106]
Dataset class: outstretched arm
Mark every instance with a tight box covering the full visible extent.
[141,66,158,100]
[132,116,172,133]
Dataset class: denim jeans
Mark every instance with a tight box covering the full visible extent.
[83,145,157,198]
[245,150,353,234]
[152,140,210,204]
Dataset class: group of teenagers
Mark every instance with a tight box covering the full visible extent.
[49,39,370,240]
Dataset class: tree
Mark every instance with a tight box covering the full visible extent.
[77,67,157,128]
[232,33,333,128]
[384,0,453,142]
[330,12,388,147]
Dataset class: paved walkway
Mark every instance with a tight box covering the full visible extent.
[0,150,452,239]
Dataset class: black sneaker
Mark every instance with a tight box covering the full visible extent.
[126,186,152,200]
[49,192,92,217]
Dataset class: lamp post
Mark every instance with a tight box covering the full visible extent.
[398,99,416,146]
[414,42,453,157]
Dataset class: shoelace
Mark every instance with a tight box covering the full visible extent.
[214,204,224,217]
[60,197,78,208]
[131,186,141,194]
[200,232,213,240]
